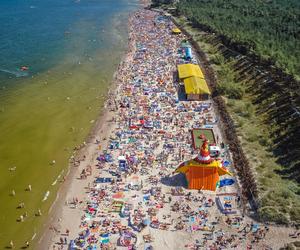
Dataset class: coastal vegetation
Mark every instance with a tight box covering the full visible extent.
[152,0,300,223]
[176,0,300,80]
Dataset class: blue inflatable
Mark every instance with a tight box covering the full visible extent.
[220,178,235,187]
[185,47,192,60]
[223,160,231,167]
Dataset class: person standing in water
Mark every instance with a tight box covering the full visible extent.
[25,241,29,248]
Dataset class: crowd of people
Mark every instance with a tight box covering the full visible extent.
[50,9,289,250]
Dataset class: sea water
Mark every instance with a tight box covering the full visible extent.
[0,0,139,247]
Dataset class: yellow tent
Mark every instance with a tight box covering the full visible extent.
[184,76,211,95]
[172,28,181,34]
[177,64,204,79]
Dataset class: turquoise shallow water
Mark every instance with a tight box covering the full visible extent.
[0,0,139,247]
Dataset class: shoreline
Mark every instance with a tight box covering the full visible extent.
[40,5,297,250]
[36,12,138,249]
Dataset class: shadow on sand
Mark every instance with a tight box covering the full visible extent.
[160,173,187,188]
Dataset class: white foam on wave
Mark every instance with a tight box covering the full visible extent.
[51,169,65,186]
[0,68,29,77]
[42,190,50,202]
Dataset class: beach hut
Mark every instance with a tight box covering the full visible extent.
[175,140,232,191]
[183,76,210,100]
[177,64,210,100]
[177,64,204,79]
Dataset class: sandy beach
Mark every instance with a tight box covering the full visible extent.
[37,8,298,250]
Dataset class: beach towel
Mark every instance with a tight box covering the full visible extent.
[100,233,109,244]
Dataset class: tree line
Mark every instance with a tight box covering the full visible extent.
[176,0,300,80]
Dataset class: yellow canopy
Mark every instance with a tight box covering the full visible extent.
[172,28,181,34]
[175,159,232,176]
[177,64,204,79]
[184,76,211,95]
